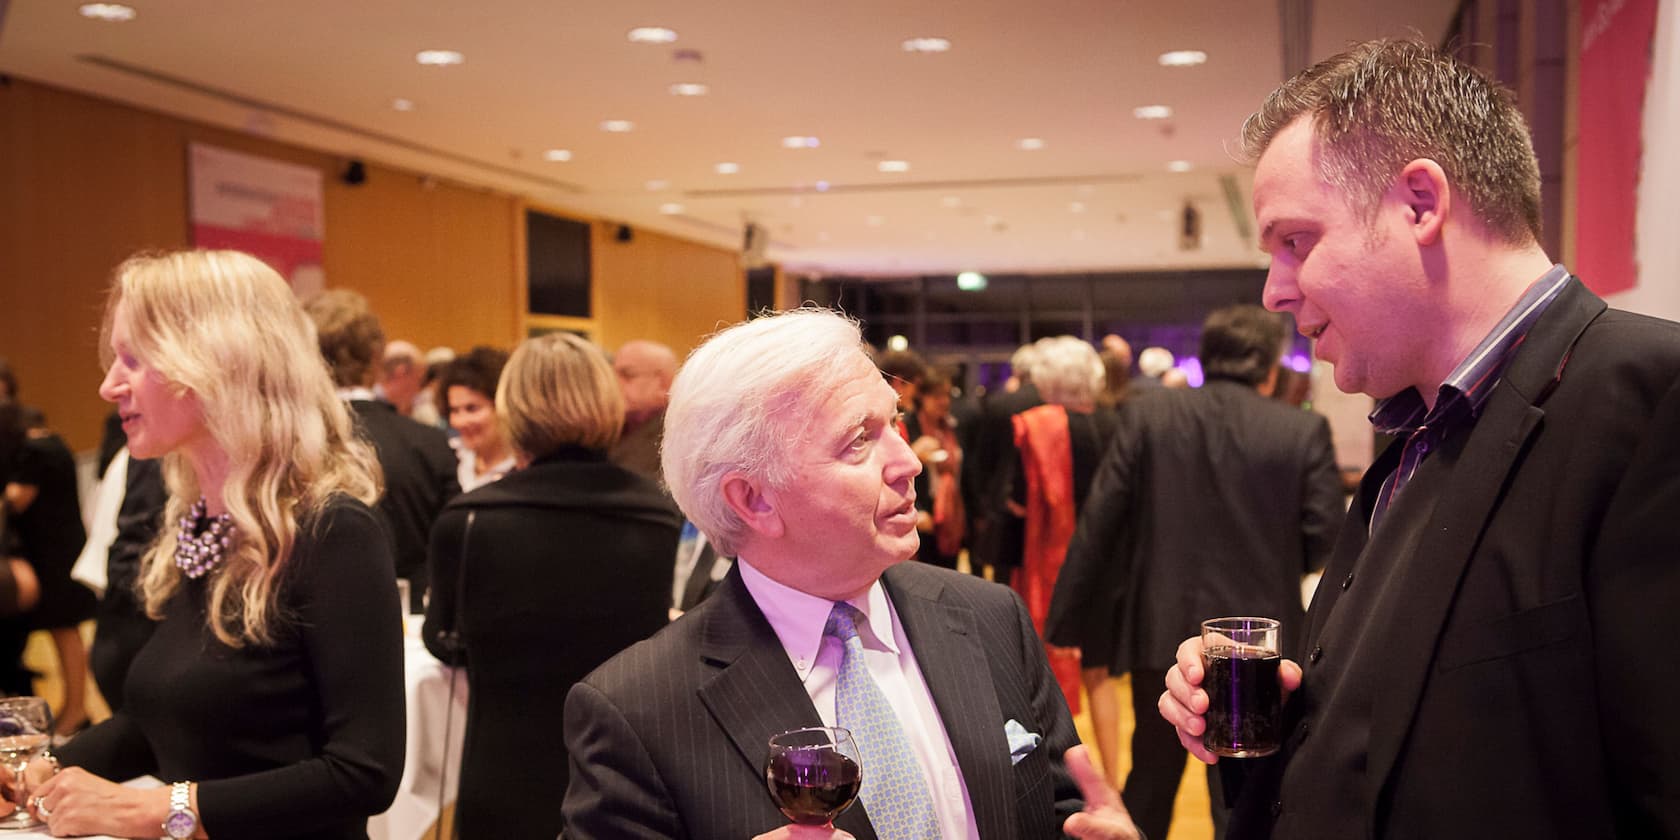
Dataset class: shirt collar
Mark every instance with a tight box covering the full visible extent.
[738,559,901,677]
[336,386,379,403]
[1371,264,1571,434]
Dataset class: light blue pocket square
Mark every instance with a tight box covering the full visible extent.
[1004,719,1042,765]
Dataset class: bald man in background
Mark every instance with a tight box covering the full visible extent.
[611,339,679,484]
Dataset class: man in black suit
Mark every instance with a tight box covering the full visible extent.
[562,308,1141,840]
[965,344,1043,580]
[1049,305,1343,840]
[304,290,460,611]
[1161,39,1680,838]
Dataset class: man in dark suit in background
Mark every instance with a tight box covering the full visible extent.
[305,290,460,611]
[562,308,1141,840]
[1161,39,1680,838]
[1050,304,1343,840]
[966,343,1043,580]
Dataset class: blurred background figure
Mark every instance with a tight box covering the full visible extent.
[0,398,45,697]
[80,410,165,714]
[1098,335,1135,409]
[1007,335,1119,777]
[876,348,928,415]
[442,346,515,491]
[905,366,965,570]
[305,290,461,611]
[967,342,1044,581]
[378,340,426,417]
[1050,305,1343,840]
[423,332,680,839]
[414,346,457,428]
[1136,346,1175,391]
[32,249,402,838]
[0,368,96,736]
[609,339,678,485]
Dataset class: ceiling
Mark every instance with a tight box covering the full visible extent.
[0,0,1458,277]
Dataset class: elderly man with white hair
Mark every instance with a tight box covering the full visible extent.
[562,308,1142,840]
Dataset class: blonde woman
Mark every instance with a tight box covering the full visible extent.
[423,333,680,838]
[19,251,403,839]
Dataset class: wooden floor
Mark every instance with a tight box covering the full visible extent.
[33,625,1208,840]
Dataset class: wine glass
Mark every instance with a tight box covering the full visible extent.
[765,726,862,827]
[0,696,53,830]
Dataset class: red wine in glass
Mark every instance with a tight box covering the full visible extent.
[765,726,862,826]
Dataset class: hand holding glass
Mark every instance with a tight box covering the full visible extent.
[1200,617,1283,758]
[765,726,862,827]
[0,697,53,829]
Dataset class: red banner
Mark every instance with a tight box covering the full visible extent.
[1575,0,1660,295]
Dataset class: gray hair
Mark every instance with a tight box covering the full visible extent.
[1031,336,1104,408]
[661,308,867,556]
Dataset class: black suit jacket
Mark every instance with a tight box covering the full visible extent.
[1047,381,1343,674]
[349,399,459,605]
[969,384,1044,572]
[1231,278,1680,838]
[562,560,1085,839]
[424,448,681,839]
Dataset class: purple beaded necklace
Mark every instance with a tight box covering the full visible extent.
[174,497,236,579]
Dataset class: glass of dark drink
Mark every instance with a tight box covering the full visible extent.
[765,726,862,827]
[1201,616,1283,758]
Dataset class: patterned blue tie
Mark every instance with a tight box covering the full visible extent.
[824,602,941,840]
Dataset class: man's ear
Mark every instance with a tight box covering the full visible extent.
[721,471,784,539]
[1395,158,1450,246]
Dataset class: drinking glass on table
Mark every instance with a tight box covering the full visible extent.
[765,726,862,828]
[0,696,52,829]
[1200,617,1283,758]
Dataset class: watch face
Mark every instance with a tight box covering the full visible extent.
[164,809,197,839]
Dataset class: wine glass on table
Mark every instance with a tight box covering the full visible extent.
[0,696,53,830]
[765,726,862,828]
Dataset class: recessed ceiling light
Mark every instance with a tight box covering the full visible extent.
[1069,202,1087,213]
[866,215,886,227]
[543,149,573,162]
[814,180,831,192]
[1017,138,1046,151]
[1167,160,1193,172]
[715,162,740,174]
[601,120,635,133]
[391,98,415,112]
[901,37,951,53]
[1159,50,1209,67]
[1133,105,1173,120]
[940,196,962,208]
[628,27,678,44]
[782,136,821,149]
[79,3,136,21]
[877,160,910,173]
[669,83,709,96]
[645,179,670,191]
[659,203,685,215]
[416,50,464,66]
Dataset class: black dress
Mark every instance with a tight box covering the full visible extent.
[10,433,97,628]
[55,499,405,839]
[423,447,681,839]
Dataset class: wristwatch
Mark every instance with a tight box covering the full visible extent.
[161,781,198,839]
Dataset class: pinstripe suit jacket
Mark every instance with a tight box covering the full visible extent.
[562,560,1085,839]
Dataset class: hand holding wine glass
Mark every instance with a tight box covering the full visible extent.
[0,696,53,830]
[764,726,862,831]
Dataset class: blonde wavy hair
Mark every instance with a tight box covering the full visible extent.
[102,250,381,647]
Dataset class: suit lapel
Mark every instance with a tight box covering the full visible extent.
[694,567,880,840]
[884,565,1017,839]
[1363,279,1604,809]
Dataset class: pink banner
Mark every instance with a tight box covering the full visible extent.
[1574,0,1659,296]
[189,143,325,296]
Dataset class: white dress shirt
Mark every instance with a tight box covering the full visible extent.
[739,560,980,840]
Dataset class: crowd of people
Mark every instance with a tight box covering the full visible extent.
[0,37,1673,840]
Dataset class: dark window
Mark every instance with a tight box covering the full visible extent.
[526,211,592,317]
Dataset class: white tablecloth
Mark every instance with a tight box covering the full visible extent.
[368,629,468,840]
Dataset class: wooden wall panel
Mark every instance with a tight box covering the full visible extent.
[590,221,745,358]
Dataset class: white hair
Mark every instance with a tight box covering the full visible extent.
[1031,336,1104,408]
[1138,346,1176,378]
[661,308,867,556]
